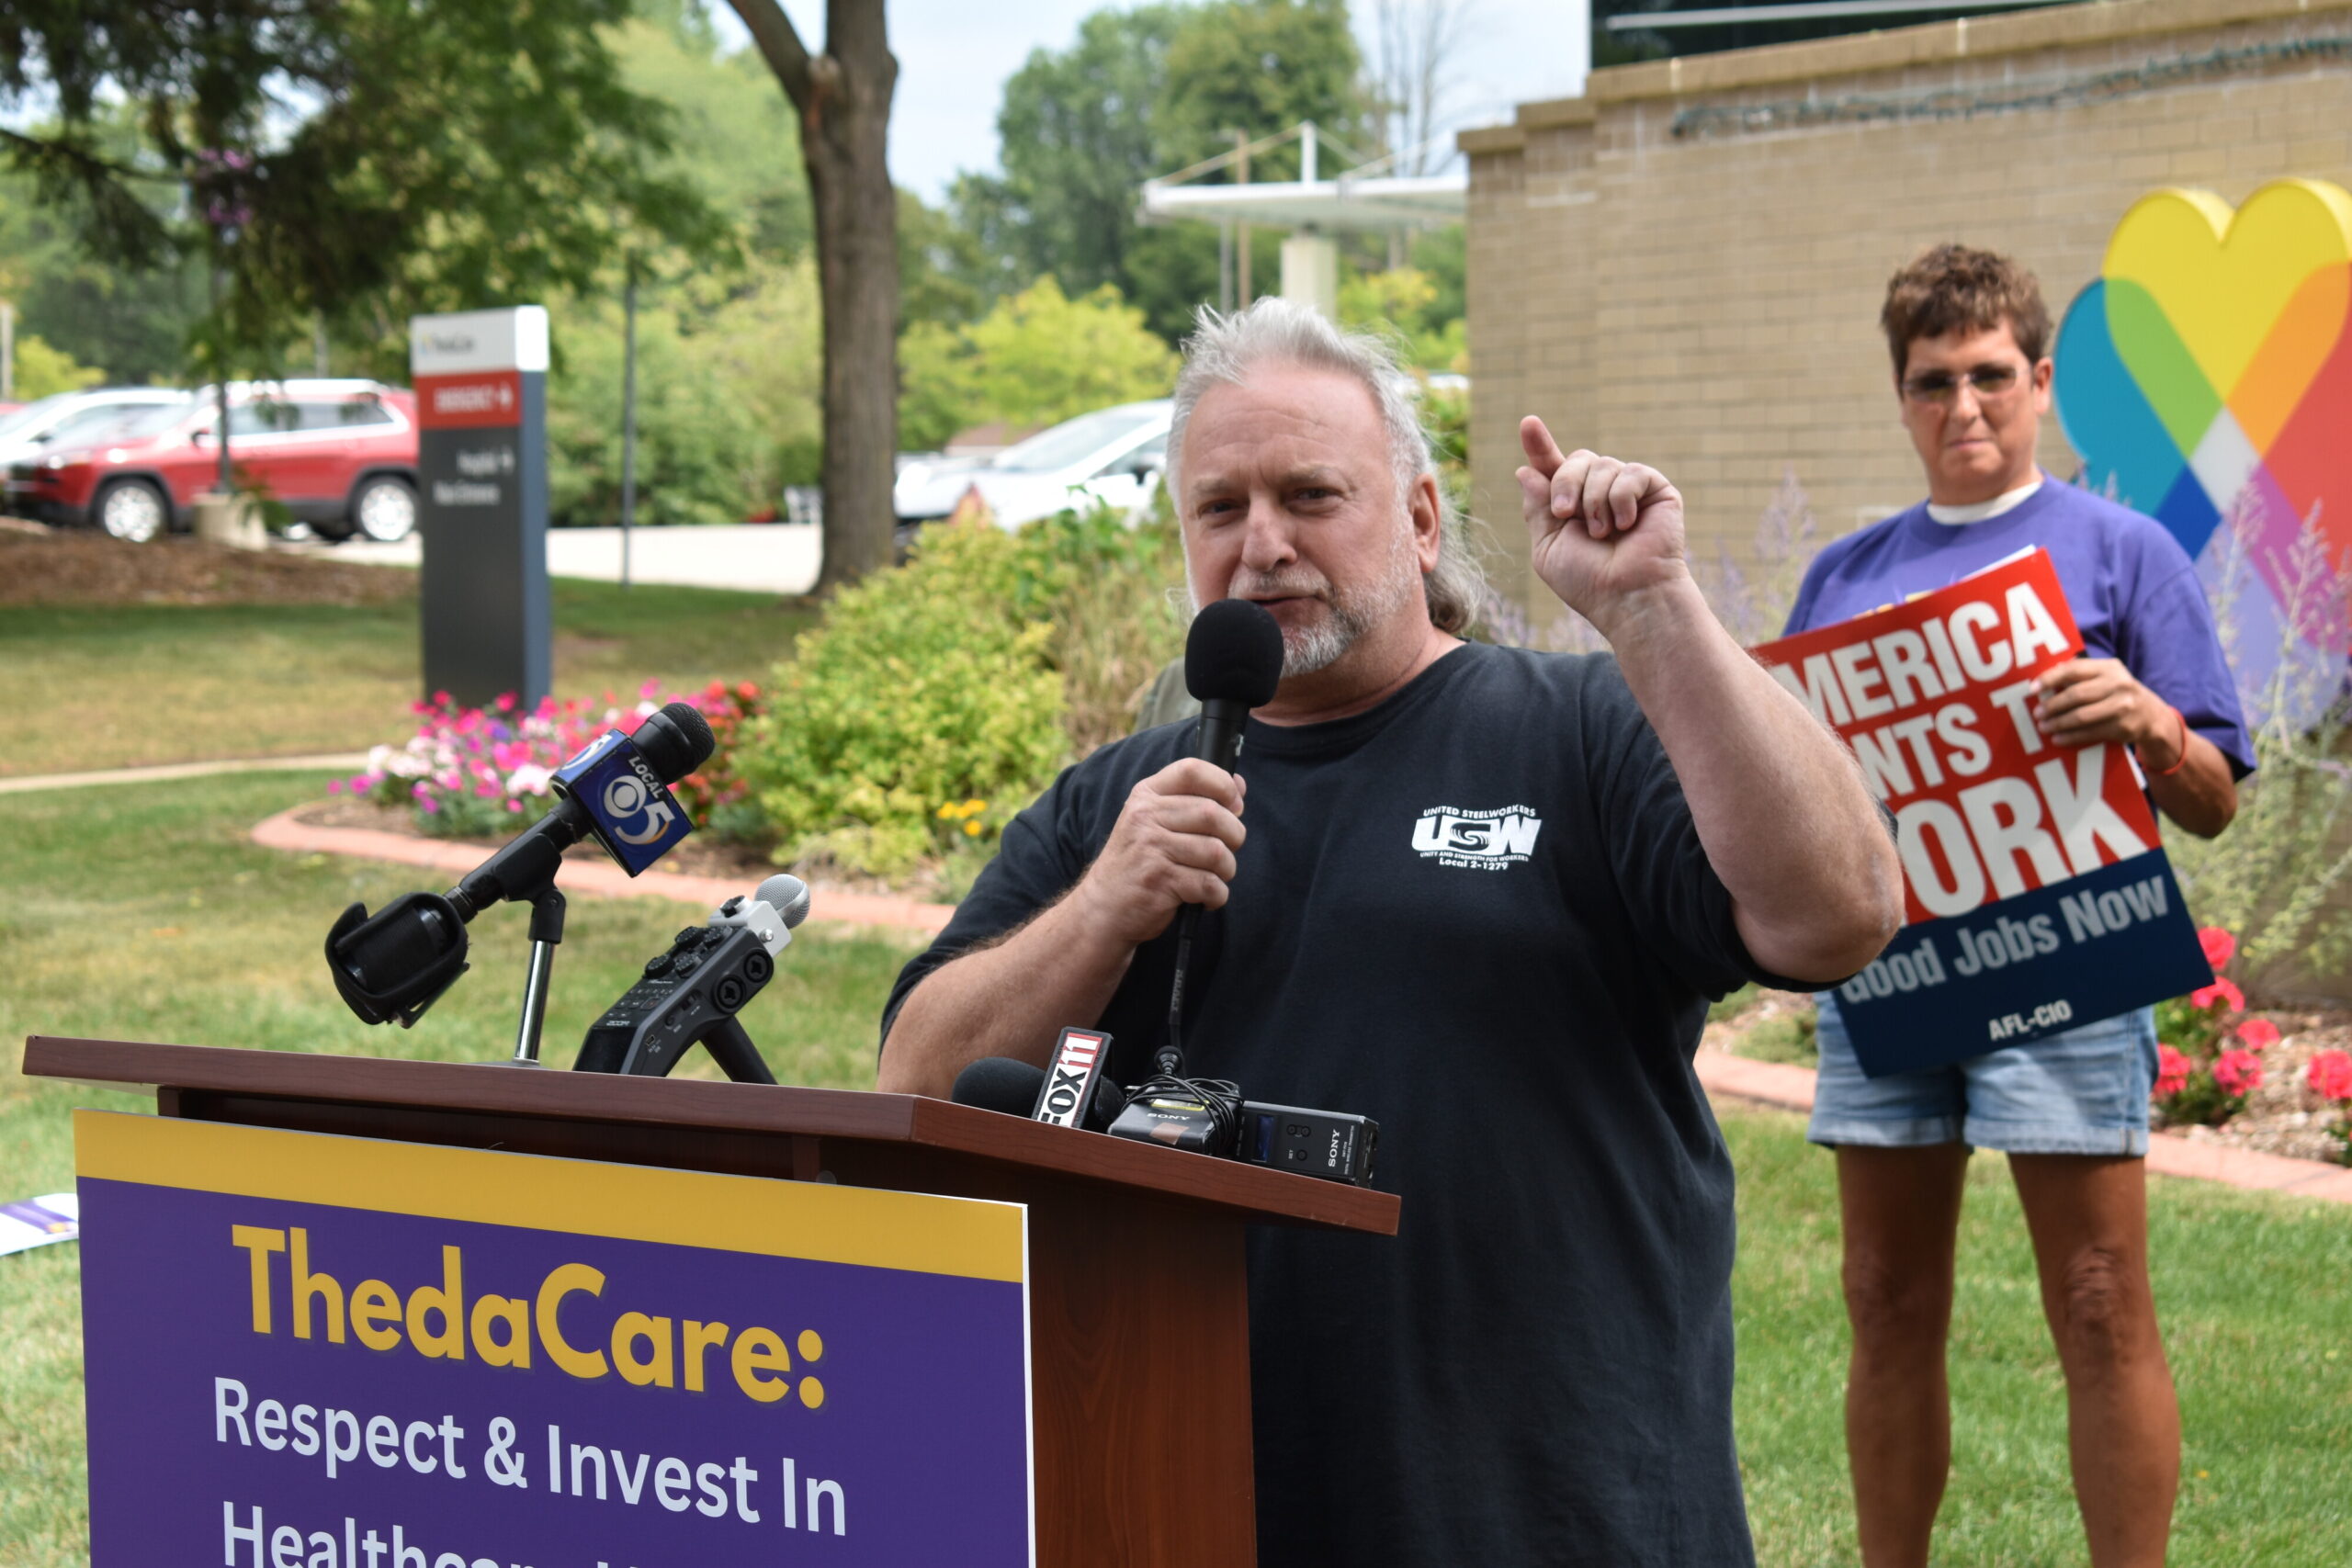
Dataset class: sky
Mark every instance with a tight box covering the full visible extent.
[732,0,1592,202]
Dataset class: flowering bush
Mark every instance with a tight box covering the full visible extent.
[2310,1049,2352,1165]
[2309,1049,2352,1102]
[2152,925,2285,1126]
[2212,1048,2266,1099]
[340,682,762,840]
[672,681,765,842]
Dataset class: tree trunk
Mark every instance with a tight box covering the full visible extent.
[804,56,898,592]
[729,0,899,593]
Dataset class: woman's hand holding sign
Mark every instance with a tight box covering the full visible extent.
[2032,659,2170,753]
[2035,658,2235,837]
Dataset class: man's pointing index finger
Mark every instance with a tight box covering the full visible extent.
[1520,415,1567,478]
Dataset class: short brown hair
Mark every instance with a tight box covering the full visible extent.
[1880,244,2052,378]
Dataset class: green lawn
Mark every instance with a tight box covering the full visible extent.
[0,578,817,777]
[3,775,2348,1564]
[0,771,919,1566]
[1732,1104,2352,1565]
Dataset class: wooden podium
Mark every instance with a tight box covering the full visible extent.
[25,1035,1398,1567]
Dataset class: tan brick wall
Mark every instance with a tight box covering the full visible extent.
[1464,0,2352,592]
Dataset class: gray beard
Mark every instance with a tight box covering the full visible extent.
[1233,532,1423,679]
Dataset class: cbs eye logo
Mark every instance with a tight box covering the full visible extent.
[603,771,680,845]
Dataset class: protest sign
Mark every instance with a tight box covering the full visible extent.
[1752,548,2212,1075]
[75,1111,1035,1567]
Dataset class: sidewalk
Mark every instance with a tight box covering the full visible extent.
[1695,1049,2352,1205]
[0,752,370,795]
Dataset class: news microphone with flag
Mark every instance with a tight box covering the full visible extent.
[950,1048,1127,1131]
[1161,598,1284,1078]
[448,700,713,919]
[325,701,714,1030]
[950,1050,1379,1186]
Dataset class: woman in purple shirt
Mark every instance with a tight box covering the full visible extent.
[1783,245,2252,1568]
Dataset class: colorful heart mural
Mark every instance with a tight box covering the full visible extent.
[2052,178,2352,710]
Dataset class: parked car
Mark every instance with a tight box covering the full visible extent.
[7,379,419,544]
[0,387,190,475]
[891,400,1171,547]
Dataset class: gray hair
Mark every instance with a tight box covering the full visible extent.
[1169,299,1486,637]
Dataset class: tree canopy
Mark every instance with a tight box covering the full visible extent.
[953,0,1374,343]
[1,0,723,373]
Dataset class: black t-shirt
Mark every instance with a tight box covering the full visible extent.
[883,641,1791,1566]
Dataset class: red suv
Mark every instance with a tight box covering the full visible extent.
[9,378,419,544]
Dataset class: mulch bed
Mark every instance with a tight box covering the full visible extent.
[1710,991,2352,1168]
[0,516,413,607]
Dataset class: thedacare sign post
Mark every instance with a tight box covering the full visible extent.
[410,306,551,709]
[76,1111,1036,1567]
[1752,549,2212,1075]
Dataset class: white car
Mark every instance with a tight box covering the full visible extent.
[893,400,1171,541]
[0,388,187,472]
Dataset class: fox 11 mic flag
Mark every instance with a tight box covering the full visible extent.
[1750,548,2212,1076]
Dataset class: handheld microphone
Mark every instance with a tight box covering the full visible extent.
[1184,597,1285,773]
[324,701,715,1028]
[1163,600,1284,1077]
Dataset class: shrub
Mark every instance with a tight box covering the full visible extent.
[2308,1050,2352,1165]
[741,522,1069,877]
[741,503,1191,880]
[2164,492,2352,995]
[2150,925,2281,1126]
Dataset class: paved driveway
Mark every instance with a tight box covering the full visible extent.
[290,523,822,595]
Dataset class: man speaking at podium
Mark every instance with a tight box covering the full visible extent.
[879,299,1903,1565]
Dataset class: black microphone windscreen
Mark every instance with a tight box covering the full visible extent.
[1184,598,1284,708]
[631,701,717,784]
[951,1057,1047,1118]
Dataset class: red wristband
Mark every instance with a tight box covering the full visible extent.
[2143,705,2190,777]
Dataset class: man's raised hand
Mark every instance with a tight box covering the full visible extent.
[1516,416,1690,631]
[1071,760,1248,949]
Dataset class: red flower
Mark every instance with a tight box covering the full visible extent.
[2199,927,2236,970]
[2154,1043,2191,1100]
[2213,1048,2265,1098]
[2232,1018,2281,1053]
[2307,1050,2352,1103]
[2190,977,2246,1012]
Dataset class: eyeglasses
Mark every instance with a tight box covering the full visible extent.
[1901,364,2023,404]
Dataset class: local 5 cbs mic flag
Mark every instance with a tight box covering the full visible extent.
[1750,548,2211,1076]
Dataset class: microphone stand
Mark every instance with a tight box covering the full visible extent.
[510,885,566,1066]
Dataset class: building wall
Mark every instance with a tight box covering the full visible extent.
[1462,0,2352,605]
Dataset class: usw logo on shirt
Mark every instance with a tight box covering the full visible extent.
[1412,805,1543,869]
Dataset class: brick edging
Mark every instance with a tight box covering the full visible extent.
[250,807,957,936]
[1694,1051,2352,1204]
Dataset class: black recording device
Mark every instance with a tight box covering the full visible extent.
[947,1042,1379,1187]
[322,701,714,1049]
[574,874,811,1083]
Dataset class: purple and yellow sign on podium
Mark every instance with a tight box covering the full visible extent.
[74,1111,1035,1567]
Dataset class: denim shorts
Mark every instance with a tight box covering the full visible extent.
[1806,994,2158,1156]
